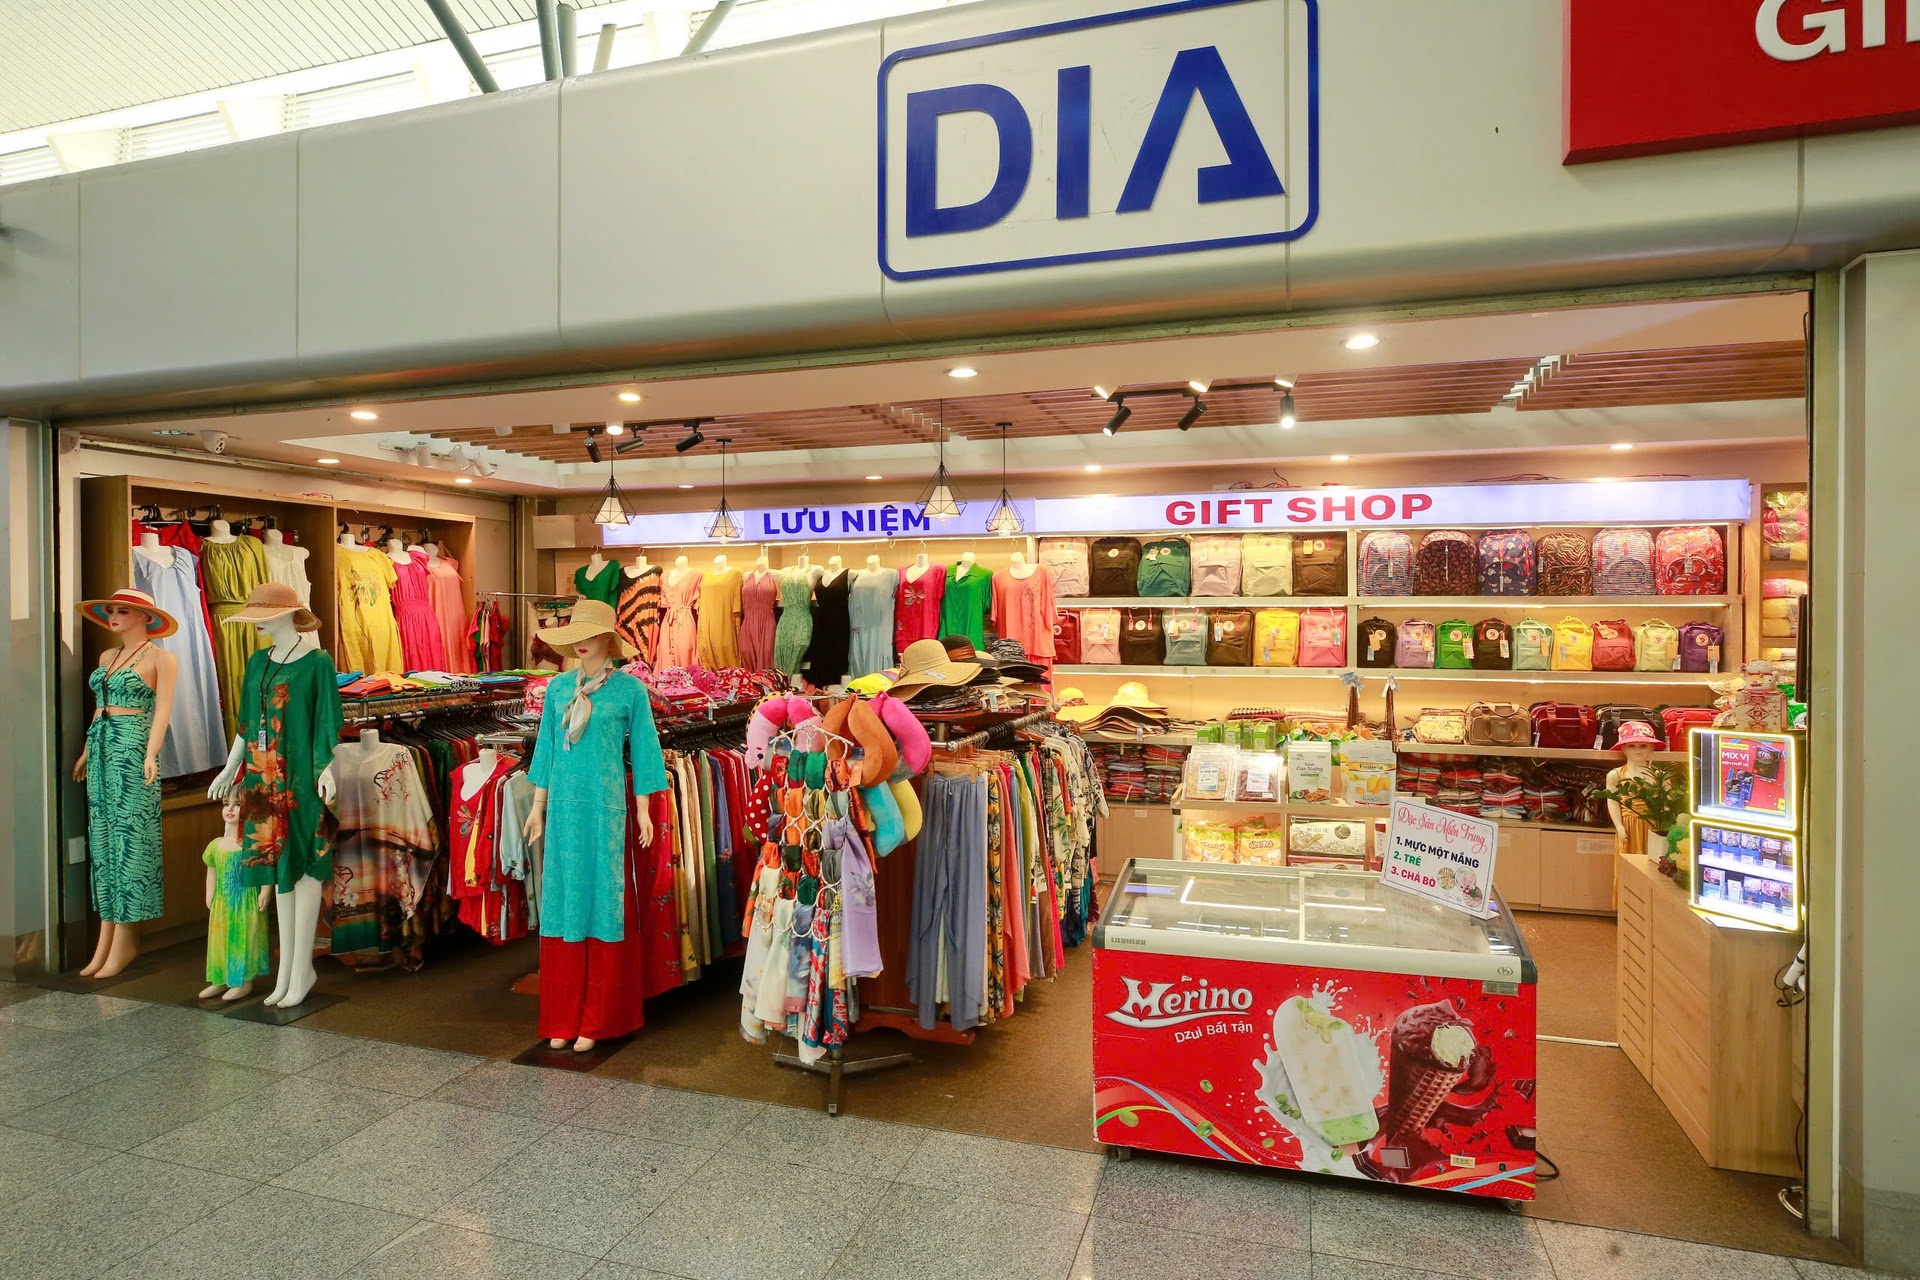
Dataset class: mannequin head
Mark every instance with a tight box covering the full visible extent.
[254,614,300,651]
[1620,743,1658,772]
[101,602,151,641]
[221,796,242,835]
[573,632,615,668]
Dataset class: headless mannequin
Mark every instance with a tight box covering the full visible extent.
[263,528,285,547]
[958,550,977,575]
[72,603,180,979]
[387,538,409,564]
[207,613,325,1008]
[632,553,652,574]
[864,554,882,573]
[905,553,932,583]
[669,555,692,585]
[795,553,811,572]
[586,552,607,578]
[522,632,653,1052]
[824,555,846,584]
[463,747,500,794]
[338,532,361,550]
[713,553,730,571]
[199,796,270,1001]
[135,531,171,569]
[753,554,771,573]
[205,519,236,544]
[422,542,441,561]
[1607,744,1660,846]
[1008,551,1037,580]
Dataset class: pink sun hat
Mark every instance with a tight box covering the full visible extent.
[1615,720,1662,749]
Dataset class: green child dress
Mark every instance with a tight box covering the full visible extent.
[203,837,269,985]
[236,648,345,893]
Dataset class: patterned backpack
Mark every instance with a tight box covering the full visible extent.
[1356,617,1397,668]
[1435,619,1476,669]
[1476,530,1537,596]
[1395,619,1436,668]
[1591,620,1636,671]
[1413,530,1478,596]
[1593,527,1657,595]
[1357,531,1415,597]
[1511,618,1555,671]
[1634,619,1680,672]
[1536,531,1593,596]
[1654,525,1727,595]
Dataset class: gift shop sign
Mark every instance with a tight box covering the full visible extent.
[1381,800,1499,919]
[1565,0,1920,163]
[878,0,1317,280]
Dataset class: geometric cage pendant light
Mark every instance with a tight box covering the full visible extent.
[917,404,965,522]
[983,421,1024,536]
[593,431,635,526]
[705,436,743,542]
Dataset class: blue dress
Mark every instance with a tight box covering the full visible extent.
[528,669,670,943]
[847,567,899,679]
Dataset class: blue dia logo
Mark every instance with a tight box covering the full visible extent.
[879,0,1317,281]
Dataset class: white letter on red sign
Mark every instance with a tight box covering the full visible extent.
[1755,0,1847,61]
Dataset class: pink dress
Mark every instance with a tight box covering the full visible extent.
[658,570,702,668]
[990,566,1057,664]
[739,570,779,670]
[894,564,946,653]
[425,556,474,673]
[392,550,449,673]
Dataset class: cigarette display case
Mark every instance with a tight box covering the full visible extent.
[1686,729,1801,930]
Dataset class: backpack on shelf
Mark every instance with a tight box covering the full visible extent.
[1662,706,1717,750]
[1358,531,1415,597]
[1413,530,1479,596]
[1435,619,1476,669]
[1038,538,1091,598]
[1254,609,1302,667]
[1137,538,1192,597]
[1089,537,1143,597]
[1530,702,1598,750]
[1477,530,1537,596]
[1395,619,1436,668]
[1596,704,1662,750]
[1357,617,1397,668]
[1550,617,1594,670]
[1051,611,1081,664]
[1593,527,1657,596]
[1080,608,1121,663]
[1206,609,1254,666]
[1591,620,1637,671]
[1536,531,1594,596]
[1241,533,1295,597]
[1472,618,1513,670]
[1293,535,1348,597]
[1677,621,1724,673]
[1655,525,1727,596]
[1162,609,1209,666]
[1511,618,1555,671]
[1634,619,1680,672]
[1191,535,1243,597]
[1120,608,1165,665]
[1298,609,1348,667]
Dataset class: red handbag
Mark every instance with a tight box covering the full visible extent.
[1530,702,1598,750]
[1661,706,1717,751]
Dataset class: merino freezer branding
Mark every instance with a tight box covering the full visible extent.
[879,0,1318,280]
[1107,975,1256,1028]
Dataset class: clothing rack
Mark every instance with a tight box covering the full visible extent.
[341,687,525,726]
[930,709,1056,751]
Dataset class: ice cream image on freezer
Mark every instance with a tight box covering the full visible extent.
[1383,1001,1478,1139]
[1269,997,1382,1148]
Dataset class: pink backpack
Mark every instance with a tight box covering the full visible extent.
[1655,525,1727,595]
[1298,609,1347,667]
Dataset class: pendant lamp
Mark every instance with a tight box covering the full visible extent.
[592,431,634,526]
[984,421,1024,536]
[705,436,742,541]
[917,406,965,522]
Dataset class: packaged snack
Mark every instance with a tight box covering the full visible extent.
[1185,744,1239,801]
[1237,751,1284,804]
[1287,741,1333,803]
[1185,821,1238,863]
[1340,739,1396,806]
[1236,818,1288,866]
[1288,818,1368,860]
[1241,719,1281,751]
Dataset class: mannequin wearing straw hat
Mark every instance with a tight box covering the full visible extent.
[523,597,670,1051]
[72,589,180,978]
[207,583,344,1008]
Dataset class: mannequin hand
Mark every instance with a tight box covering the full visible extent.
[636,807,654,847]
[143,753,159,786]
[207,761,242,801]
[523,804,545,844]
[259,886,274,910]
[70,752,87,784]
[317,773,336,805]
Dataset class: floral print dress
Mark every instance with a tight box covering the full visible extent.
[237,649,345,893]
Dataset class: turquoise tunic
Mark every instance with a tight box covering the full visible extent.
[529,669,670,943]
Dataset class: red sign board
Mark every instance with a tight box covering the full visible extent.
[1565,0,1920,163]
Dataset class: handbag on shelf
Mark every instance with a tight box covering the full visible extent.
[1413,706,1469,745]
[1466,702,1530,747]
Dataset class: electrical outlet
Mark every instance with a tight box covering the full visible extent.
[66,836,87,865]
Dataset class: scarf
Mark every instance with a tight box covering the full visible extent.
[562,661,615,748]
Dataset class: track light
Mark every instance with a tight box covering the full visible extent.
[605,422,625,437]
[585,432,603,464]
[1273,377,1295,390]
[615,436,648,455]
[1176,397,1207,431]
[1279,391,1297,430]
[1102,398,1131,436]
[675,423,706,453]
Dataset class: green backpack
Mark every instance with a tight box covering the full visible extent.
[1511,618,1554,671]
[1436,619,1475,669]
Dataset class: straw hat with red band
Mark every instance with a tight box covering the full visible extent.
[225,581,322,632]
[77,588,178,638]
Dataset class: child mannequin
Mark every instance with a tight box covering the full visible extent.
[199,796,271,1001]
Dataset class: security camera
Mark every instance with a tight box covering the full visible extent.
[200,429,229,455]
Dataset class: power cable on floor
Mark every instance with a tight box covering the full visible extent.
[1534,1149,1561,1181]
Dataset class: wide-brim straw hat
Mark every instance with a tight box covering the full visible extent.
[225,581,321,632]
[535,597,635,659]
[890,638,980,698]
[77,588,178,638]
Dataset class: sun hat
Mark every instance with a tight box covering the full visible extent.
[1058,681,1169,725]
[1615,720,1662,749]
[533,597,635,659]
[890,638,981,699]
[223,582,321,632]
[77,588,178,638]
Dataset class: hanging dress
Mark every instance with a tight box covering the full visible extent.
[259,540,313,608]
[425,555,474,674]
[738,570,779,670]
[617,565,663,663]
[574,559,623,606]
[804,570,854,687]
[336,547,404,674]
[85,665,163,923]
[131,546,225,776]
[321,739,441,967]
[202,538,270,742]
[202,836,269,986]
[846,567,899,678]
[772,567,815,677]
[658,571,702,668]
[939,561,995,649]
[695,566,744,668]
[391,549,449,673]
[990,566,1059,665]
[894,564,946,653]
[236,648,345,894]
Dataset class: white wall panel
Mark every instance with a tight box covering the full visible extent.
[0,178,81,399]
[1792,124,1920,269]
[558,27,897,357]
[77,137,301,392]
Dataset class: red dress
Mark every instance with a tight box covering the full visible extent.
[894,564,947,653]
[449,755,529,944]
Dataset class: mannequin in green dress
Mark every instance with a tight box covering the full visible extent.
[199,796,272,1001]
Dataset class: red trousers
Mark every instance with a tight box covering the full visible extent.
[538,840,647,1043]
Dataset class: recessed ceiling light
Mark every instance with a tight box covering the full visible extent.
[617,391,642,403]
[153,428,192,437]
[454,476,473,484]
[605,423,625,436]
[1330,454,1350,462]
[948,366,977,379]
[1092,385,1111,400]
[350,409,379,421]
[678,483,694,489]
[1611,442,1634,452]
[865,474,883,480]
[1188,380,1209,394]
[1593,476,1620,483]
[1083,464,1102,473]
[1343,333,1380,351]
[316,457,340,465]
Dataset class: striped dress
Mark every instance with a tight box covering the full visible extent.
[618,566,662,662]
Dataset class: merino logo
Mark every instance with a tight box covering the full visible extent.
[1106,976,1255,1028]
[878,0,1318,280]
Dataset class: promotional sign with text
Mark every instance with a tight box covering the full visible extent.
[879,0,1317,279]
[1565,0,1920,162]
[1382,800,1500,919]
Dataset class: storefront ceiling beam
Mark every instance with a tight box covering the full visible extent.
[424,0,500,93]
[682,0,736,55]
[535,0,560,80]
[557,3,578,76]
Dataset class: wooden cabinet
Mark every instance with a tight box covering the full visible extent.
[1493,825,1540,908]
[1100,805,1177,863]
[1614,852,1800,1176]
[1537,829,1617,913]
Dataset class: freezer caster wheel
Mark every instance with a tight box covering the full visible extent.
[1106,1145,1133,1161]
[1501,1198,1524,1214]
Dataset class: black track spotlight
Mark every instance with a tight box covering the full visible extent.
[1102,397,1131,437]
[1176,396,1207,431]
[1279,391,1298,430]
[585,431,603,464]
[614,435,647,455]
[675,422,707,453]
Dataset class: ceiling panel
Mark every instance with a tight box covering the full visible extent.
[1520,341,1805,411]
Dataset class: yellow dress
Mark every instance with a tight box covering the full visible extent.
[337,547,404,674]
[202,538,269,741]
[694,567,743,668]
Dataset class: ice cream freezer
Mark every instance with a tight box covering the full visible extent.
[1092,859,1539,1202]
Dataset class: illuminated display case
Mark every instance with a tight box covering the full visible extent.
[1686,729,1801,930]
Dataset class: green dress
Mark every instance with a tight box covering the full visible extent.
[85,666,163,923]
[237,648,345,893]
[574,560,623,606]
[939,562,995,648]
[203,838,269,985]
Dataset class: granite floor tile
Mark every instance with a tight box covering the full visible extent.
[1792,1262,1882,1278]
[0,1124,116,1200]
[0,1029,170,1116]
[1094,1155,1310,1249]
[191,1020,356,1073]
[1310,1259,1473,1280]
[80,1003,245,1052]
[827,1182,1087,1280]
[134,1074,413,1180]
[1073,1217,1311,1280]
[273,1098,553,1215]
[1308,1183,1554,1280]
[428,1059,614,1123]
[0,1152,251,1280]
[606,1151,887,1280]
[97,1184,415,1280]
[724,1104,929,1180]
[569,1080,767,1150]
[345,1221,598,1280]
[433,1123,712,1257]
[0,989,144,1031]
[897,1128,1105,1214]
[1537,1219,1801,1279]
[582,1264,694,1280]
[300,1037,488,1096]
[6,1050,279,1149]
[0,980,49,1008]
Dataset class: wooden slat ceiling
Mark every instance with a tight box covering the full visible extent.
[425,341,1804,464]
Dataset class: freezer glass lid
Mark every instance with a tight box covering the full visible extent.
[1107,861,1530,962]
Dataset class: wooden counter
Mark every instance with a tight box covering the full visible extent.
[1615,851,1800,1176]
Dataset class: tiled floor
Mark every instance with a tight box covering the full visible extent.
[0,982,1882,1280]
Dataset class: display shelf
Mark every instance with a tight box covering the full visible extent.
[1059,596,1348,608]
[1055,664,1345,678]
[1394,742,1686,764]
[1385,669,1719,683]
[1697,853,1795,883]
[1085,731,1199,746]
[1357,595,1737,609]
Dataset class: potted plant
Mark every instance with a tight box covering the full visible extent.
[1597,765,1688,864]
